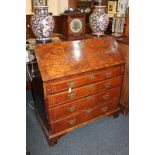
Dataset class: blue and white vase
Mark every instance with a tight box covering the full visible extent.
[89,6,109,36]
[30,6,55,42]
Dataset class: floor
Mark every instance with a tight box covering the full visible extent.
[26,90,129,155]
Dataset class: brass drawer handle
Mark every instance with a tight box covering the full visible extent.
[68,93,76,99]
[101,107,108,112]
[104,82,111,89]
[105,72,112,78]
[67,106,76,112]
[68,81,76,88]
[85,108,93,113]
[68,118,76,125]
[102,94,109,100]
[87,85,94,91]
[88,75,95,80]
[86,96,93,102]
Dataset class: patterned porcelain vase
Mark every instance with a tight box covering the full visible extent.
[89,6,109,36]
[30,6,55,43]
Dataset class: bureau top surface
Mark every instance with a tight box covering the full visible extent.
[34,36,125,81]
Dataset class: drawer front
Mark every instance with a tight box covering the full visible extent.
[51,100,118,134]
[47,76,122,107]
[81,99,119,123]
[46,66,123,94]
[51,114,78,134]
[78,102,110,123]
[49,86,121,121]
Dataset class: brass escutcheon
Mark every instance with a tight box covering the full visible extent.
[68,118,76,125]
[68,93,76,98]
[87,85,94,91]
[105,72,112,78]
[68,81,76,88]
[67,106,76,112]
[101,107,108,112]
[104,82,111,89]
[102,94,109,100]
[85,108,93,113]
[88,75,95,80]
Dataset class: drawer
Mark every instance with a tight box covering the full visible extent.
[49,86,121,121]
[79,102,110,123]
[46,66,123,94]
[51,99,118,134]
[51,113,78,134]
[47,76,122,107]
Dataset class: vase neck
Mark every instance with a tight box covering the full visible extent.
[34,6,48,16]
[94,6,105,13]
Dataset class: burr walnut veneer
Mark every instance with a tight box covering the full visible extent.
[32,36,125,146]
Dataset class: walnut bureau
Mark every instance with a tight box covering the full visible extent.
[31,36,125,146]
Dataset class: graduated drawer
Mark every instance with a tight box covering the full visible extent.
[51,99,118,134]
[49,86,121,121]
[47,76,122,107]
[45,66,123,94]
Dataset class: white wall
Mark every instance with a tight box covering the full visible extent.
[26,0,32,14]
[48,0,59,15]
[59,0,68,14]
[26,0,68,15]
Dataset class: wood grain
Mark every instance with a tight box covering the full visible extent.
[51,99,119,134]
[34,36,125,81]
[32,36,125,146]
[117,40,129,115]
[47,76,122,107]
[45,65,123,94]
[49,86,121,121]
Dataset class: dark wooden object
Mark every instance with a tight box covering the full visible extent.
[69,0,77,9]
[116,37,129,115]
[26,15,35,40]
[58,12,86,40]
[32,36,125,146]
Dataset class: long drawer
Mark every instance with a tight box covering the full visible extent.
[47,76,122,107]
[49,86,121,121]
[45,66,123,94]
[50,99,119,134]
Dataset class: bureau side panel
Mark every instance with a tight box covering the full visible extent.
[119,43,129,115]
[31,76,49,129]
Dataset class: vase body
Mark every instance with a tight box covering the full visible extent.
[30,6,55,42]
[89,6,109,36]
